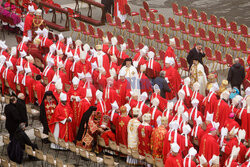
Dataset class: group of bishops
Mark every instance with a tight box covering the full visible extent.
[0,8,249,166]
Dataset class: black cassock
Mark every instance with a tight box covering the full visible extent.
[102,0,114,15]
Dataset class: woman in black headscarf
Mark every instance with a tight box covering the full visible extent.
[39,91,58,135]
[75,106,103,151]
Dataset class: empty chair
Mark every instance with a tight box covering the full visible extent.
[143,1,158,13]
[106,13,116,33]
[191,9,202,27]
[125,4,139,22]
[158,14,170,33]
[218,33,230,53]
[240,24,250,43]
[215,50,227,70]
[181,6,192,24]
[140,8,150,25]
[148,11,160,30]
[168,17,181,36]
[172,2,183,21]
[200,11,211,29]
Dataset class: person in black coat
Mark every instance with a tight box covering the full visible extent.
[153,71,171,98]
[187,43,206,69]
[227,58,245,94]
[16,93,28,127]
[102,0,114,15]
[4,96,21,140]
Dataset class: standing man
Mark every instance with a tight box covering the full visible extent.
[16,93,28,127]
[227,58,245,94]
[24,5,35,41]
[114,0,127,23]
[101,0,114,15]
[187,43,205,69]
[4,96,20,140]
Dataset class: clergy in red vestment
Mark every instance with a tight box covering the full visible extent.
[110,55,119,74]
[64,52,74,82]
[138,92,150,117]
[17,36,29,53]
[14,65,25,95]
[25,55,41,76]
[49,93,74,145]
[96,90,107,115]
[107,37,119,57]
[42,58,55,84]
[33,75,45,105]
[151,84,168,112]
[150,98,162,128]
[114,0,128,22]
[139,64,153,94]
[164,38,178,70]
[224,113,240,132]
[191,82,205,112]
[214,91,230,128]
[183,147,197,167]
[55,33,65,51]
[165,143,183,167]
[133,46,148,69]
[41,28,53,48]
[44,44,56,64]
[40,91,58,134]
[16,51,27,68]
[146,51,162,78]
[173,89,188,115]
[68,77,85,135]
[111,104,131,147]
[96,67,107,91]
[95,45,110,77]
[151,116,168,158]
[2,61,16,93]
[224,146,241,167]
[114,69,131,105]
[191,116,205,147]
[23,5,35,40]
[163,57,181,100]
[188,99,203,123]
[198,128,220,161]
[75,51,91,75]
[102,36,110,54]
[181,77,193,108]
[137,113,153,156]
[103,77,119,111]
[29,38,43,64]
[221,127,239,167]
[117,43,129,64]
[22,67,35,103]
[202,83,219,118]
[99,115,116,145]
[53,79,64,102]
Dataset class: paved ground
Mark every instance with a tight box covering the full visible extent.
[0,0,249,166]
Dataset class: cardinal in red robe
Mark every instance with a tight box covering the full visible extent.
[137,113,153,156]
[111,105,131,147]
[164,42,178,70]
[23,6,34,37]
[49,93,74,142]
[165,143,183,167]
[198,128,220,161]
[163,59,181,100]
[33,75,45,105]
[146,51,162,78]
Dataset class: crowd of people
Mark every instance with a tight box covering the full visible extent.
[0,1,250,167]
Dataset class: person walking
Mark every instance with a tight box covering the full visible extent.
[153,71,171,98]
[4,96,21,140]
[227,58,245,94]
[187,43,205,69]
[16,93,28,127]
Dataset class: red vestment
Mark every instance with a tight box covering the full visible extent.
[75,61,91,75]
[78,98,91,128]
[224,118,240,131]
[33,80,45,105]
[64,59,73,82]
[181,85,193,108]
[146,60,162,78]
[114,79,131,106]
[139,73,153,94]
[49,102,74,142]
[17,43,28,53]
[137,124,153,156]
[111,113,131,146]
[107,45,119,57]
[102,44,109,54]
[198,133,220,161]
[68,86,85,135]
[163,66,181,100]
[221,137,238,167]
[149,107,162,128]
[202,92,218,117]
[151,125,167,158]
[150,93,168,112]
[236,108,250,141]
[4,69,16,93]
[183,157,196,167]
[24,75,35,103]
[214,100,231,128]
[117,51,129,60]
[23,13,34,36]
[164,47,178,70]
[114,0,127,15]
[165,154,183,167]
[103,87,120,111]
[133,53,147,66]
[43,68,55,84]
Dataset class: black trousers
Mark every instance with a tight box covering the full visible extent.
[102,0,114,15]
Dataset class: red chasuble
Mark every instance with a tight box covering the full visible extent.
[151,126,167,158]
[33,80,45,105]
[137,124,153,156]
[23,13,34,36]
[75,61,91,75]
[111,113,131,147]
[214,100,231,128]
[114,79,131,106]
[163,66,181,100]
[198,133,220,161]
[150,93,168,112]
[165,154,183,167]
[164,46,178,70]
[49,103,74,142]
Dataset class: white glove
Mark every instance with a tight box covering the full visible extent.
[133,61,139,68]
[165,77,169,83]
[75,96,81,102]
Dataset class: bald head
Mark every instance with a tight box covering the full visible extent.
[18,93,25,100]
[234,58,239,64]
